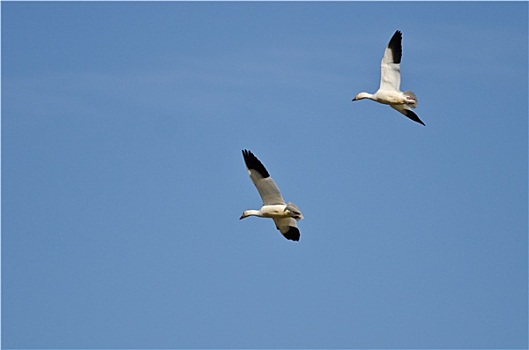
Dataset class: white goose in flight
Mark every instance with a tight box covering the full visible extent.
[352,30,425,126]
[240,149,303,242]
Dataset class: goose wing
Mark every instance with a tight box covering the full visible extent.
[390,105,425,126]
[379,30,402,92]
[273,217,300,241]
[242,150,285,205]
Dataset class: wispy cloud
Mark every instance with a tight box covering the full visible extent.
[5,44,352,122]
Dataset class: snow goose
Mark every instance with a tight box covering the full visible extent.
[240,149,303,242]
[352,30,425,126]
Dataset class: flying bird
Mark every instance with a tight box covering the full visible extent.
[352,30,425,126]
[240,149,303,242]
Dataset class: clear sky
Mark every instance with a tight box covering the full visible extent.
[2,1,528,349]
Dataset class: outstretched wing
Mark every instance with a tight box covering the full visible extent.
[242,150,285,205]
[390,105,425,126]
[273,217,300,241]
[380,30,402,92]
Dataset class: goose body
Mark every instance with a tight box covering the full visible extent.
[352,30,425,126]
[240,149,303,242]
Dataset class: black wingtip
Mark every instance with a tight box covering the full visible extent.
[387,30,403,64]
[403,109,425,126]
[282,226,300,241]
[242,149,270,178]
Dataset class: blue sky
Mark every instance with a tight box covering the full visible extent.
[2,1,527,349]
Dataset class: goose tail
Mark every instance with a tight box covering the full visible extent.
[403,90,418,108]
[286,202,304,221]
